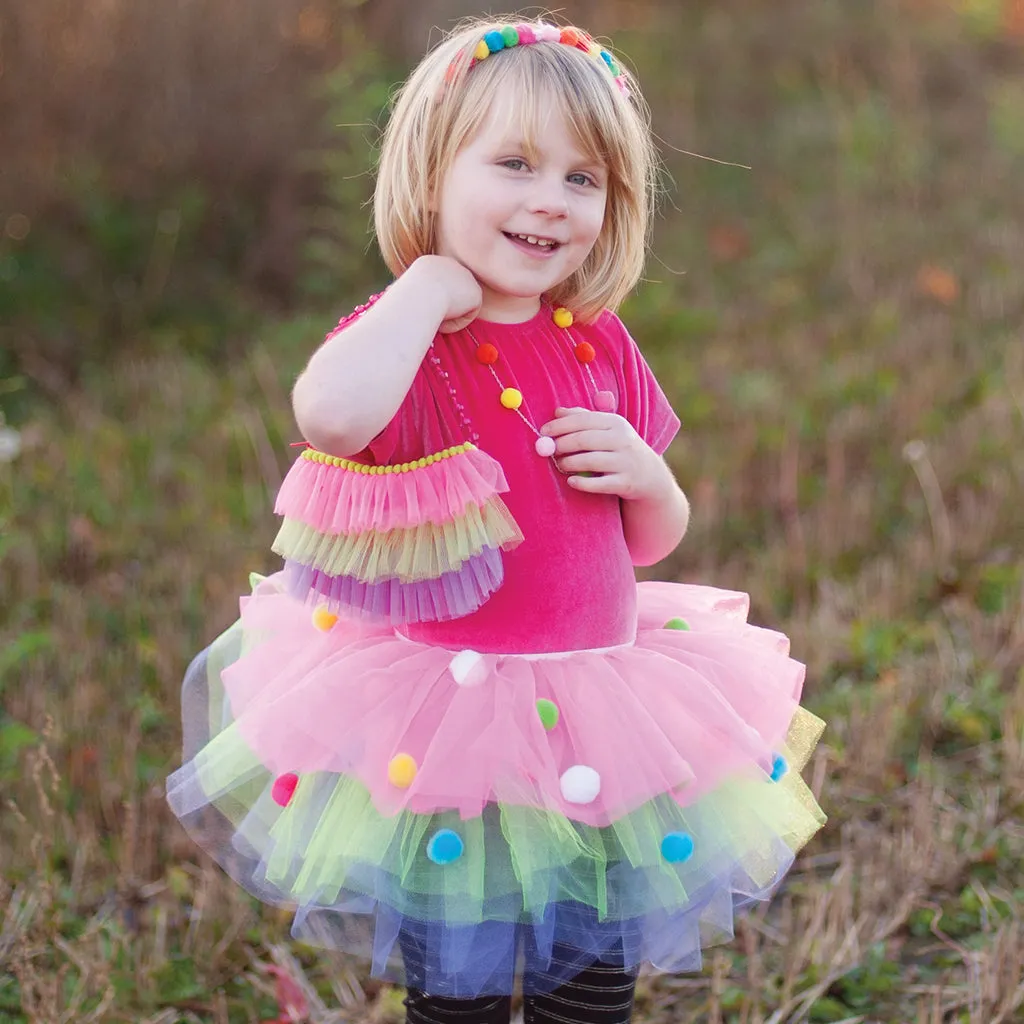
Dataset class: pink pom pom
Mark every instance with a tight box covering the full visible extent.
[536,23,560,43]
[535,435,557,458]
[271,772,299,807]
[515,24,537,45]
[595,390,616,412]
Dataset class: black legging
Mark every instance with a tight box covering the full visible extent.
[403,958,638,1024]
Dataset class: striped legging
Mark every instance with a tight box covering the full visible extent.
[403,958,638,1024]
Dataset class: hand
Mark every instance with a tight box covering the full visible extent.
[409,255,483,333]
[540,407,673,500]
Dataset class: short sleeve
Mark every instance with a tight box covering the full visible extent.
[321,291,386,345]
[604,314,680,455]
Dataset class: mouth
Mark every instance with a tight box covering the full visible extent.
[503,232,563,254]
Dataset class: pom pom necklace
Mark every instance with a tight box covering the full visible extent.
[428,307,615,460]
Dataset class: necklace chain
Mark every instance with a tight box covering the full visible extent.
[428,306,615,459]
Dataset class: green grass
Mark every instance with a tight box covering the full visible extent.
[2,2,1024,1021]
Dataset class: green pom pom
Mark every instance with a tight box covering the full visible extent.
[663,617,690,631]
[536,698,560,731]
[501,25,519,47]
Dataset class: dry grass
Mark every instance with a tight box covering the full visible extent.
[2,0,1024,1021]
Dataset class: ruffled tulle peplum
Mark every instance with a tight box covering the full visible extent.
[272,444,524,624]
[167,573,826,997]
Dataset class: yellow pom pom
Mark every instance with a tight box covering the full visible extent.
[312,606,338,631]
[553,307,574,328]
[426,454,436,465]
[474,39,490,60]
[500,387,523,410]
[387,753,418,788]
[416,457,427,468]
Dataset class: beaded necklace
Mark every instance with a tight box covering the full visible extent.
[426,306,616,460]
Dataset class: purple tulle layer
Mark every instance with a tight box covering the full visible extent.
[176,792,795,998]
[293,856,795,997]
[282,546,505,623]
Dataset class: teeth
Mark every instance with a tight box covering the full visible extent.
[512,233,556,247]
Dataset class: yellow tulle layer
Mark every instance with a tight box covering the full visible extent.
[272,498,524,583]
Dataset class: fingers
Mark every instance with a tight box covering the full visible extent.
[550,429,618,455]
[540,407,611,437]
[565,472,628,494]
[439,308,481,333]
[557,450,621,474]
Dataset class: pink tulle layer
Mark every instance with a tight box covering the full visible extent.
[214,574,806,829]
[274,446,510,534]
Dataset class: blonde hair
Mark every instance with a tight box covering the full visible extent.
[373,16,660,322]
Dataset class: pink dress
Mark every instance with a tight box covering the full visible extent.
[166,299,826,998]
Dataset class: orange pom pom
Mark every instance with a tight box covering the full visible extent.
[574,341,596,363]
[476,343,499,365]
[560,26,581,46]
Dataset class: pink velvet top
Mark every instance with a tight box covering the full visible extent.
[347,303,680,655]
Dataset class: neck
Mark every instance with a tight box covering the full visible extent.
[477,291,542,324]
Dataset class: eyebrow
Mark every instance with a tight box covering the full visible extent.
[492,136,606,170]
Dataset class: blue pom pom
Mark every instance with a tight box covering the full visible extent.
[600,49,614,66]
[426,829,464,865]
[660,831,695,864]
[770,753,788,782]
[484,30,506,53]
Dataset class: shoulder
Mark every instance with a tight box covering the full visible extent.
[577,309,636,356]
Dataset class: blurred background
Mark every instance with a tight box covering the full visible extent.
[1,1,1023,1020]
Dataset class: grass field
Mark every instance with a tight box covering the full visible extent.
[1,1,1023,1021]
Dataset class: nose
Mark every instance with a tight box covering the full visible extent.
[526,172,569,218]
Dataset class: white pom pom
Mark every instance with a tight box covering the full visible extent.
[449,649,486,687]
[559,765,601,805]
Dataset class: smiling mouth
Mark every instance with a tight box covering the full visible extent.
[504,232,562,250]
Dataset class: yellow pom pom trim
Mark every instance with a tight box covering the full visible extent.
[387,753,418,788]
[474,39,490,60]
[500,388,523,410]
[312,606,338,631]
[299,442,476,474]
[553,307,574,328]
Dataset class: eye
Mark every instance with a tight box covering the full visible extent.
[567,171,597,187]
[501,158,529,171]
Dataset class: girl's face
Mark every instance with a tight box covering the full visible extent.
[434,97,608,323]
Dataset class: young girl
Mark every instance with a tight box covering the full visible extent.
[167,17,826,1024]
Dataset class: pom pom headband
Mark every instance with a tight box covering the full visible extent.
[446,22,631,98]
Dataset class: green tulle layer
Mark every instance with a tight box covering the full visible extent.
[187,706,825,926]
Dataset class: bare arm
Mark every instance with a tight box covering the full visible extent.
[292,256,482,457]
[540,406,690,566]
[620,462,690,566]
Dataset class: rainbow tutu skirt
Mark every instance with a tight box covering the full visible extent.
[166,571,825,997]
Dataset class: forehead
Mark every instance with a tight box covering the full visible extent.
[465,82,607,165]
